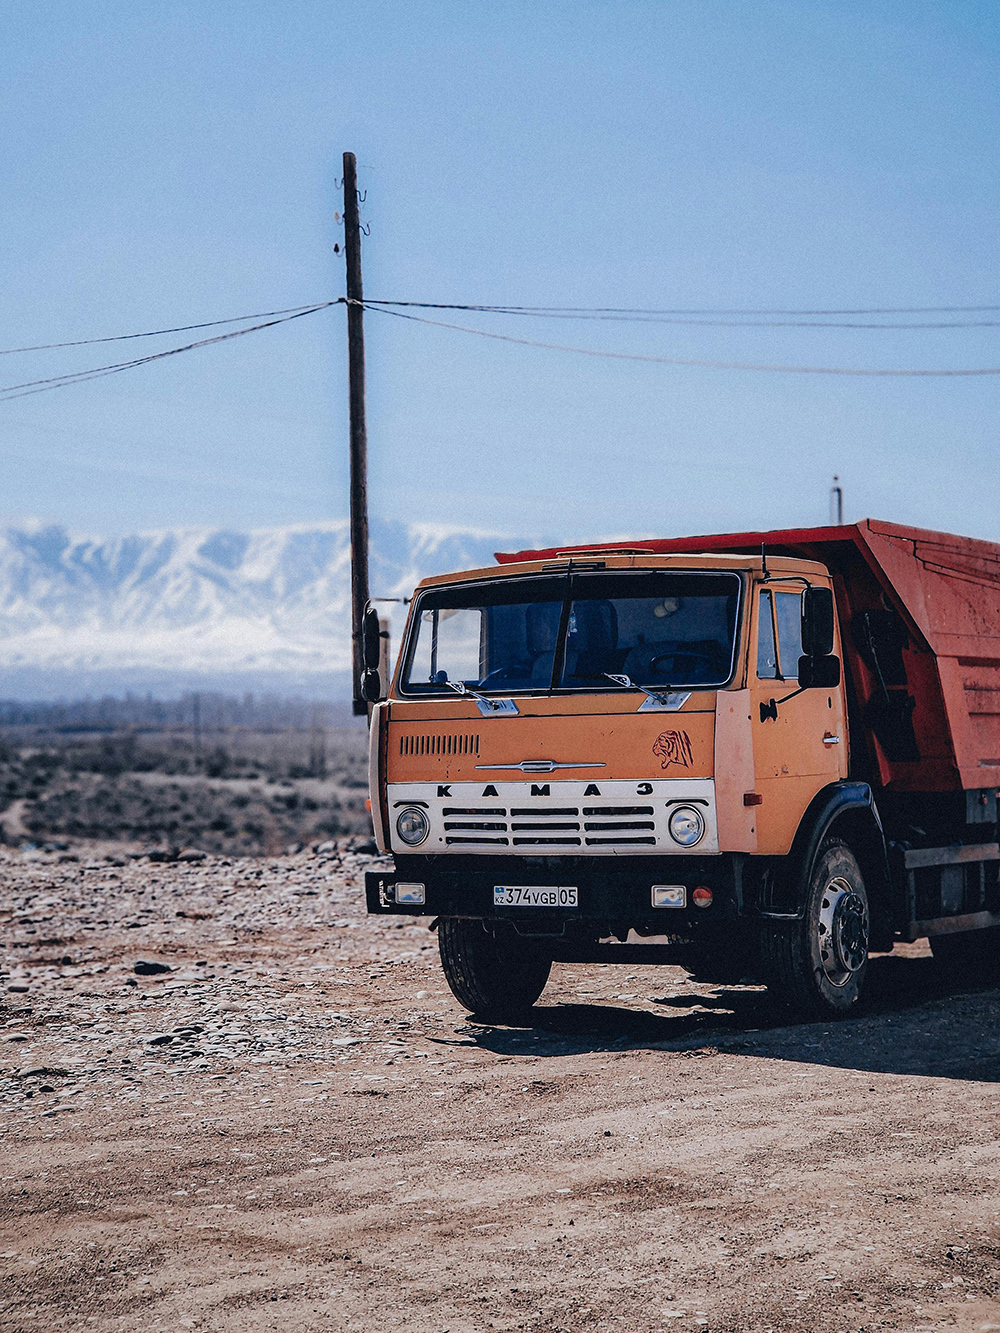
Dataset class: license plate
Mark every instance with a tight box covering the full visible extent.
[493,885,578,908]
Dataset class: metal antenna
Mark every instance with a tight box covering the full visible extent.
[830,475,844,525]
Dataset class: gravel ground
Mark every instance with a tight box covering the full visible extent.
[3,844,1000,1332]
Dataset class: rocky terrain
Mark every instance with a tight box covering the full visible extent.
[3,843,1000,1331]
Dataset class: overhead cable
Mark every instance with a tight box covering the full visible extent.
[0,303,337,402]
[363,299,1000,328]
[360,302,1000,378]
[0,303,334,356]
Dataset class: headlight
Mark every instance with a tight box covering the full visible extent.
[395,807,429,846]
[668,805,705,848]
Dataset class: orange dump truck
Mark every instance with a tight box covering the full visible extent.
[364,520,1000,1019]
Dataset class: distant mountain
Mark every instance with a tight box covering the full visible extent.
[0,520,527,699]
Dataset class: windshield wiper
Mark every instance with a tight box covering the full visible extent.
[442,680,518,716]
[602,673,690,711]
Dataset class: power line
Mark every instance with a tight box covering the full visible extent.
[7,297,1000,362]
[4,291,1000,401]
[0,303,334,356]
[363,299,1000,327]
[360,302,1000,377]
[0,303,338,402]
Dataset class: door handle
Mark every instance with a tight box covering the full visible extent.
[822,733,841,746]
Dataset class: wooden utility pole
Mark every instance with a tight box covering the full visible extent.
[343,151,370,716]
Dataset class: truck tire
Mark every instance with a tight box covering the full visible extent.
[760,839,870,1018]
[438,918,552,1020]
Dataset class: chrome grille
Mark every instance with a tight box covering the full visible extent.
[441,802,659,847]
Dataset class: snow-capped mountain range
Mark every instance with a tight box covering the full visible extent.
[0,520,528,699]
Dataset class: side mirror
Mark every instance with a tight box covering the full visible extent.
[361,668,383,703]
[798,654,841,689]
[362,606,382,671]
[801,587,835,657]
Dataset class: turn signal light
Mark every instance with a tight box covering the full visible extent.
[692,886,713,909]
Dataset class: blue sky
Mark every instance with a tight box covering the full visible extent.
[2,0,999,546]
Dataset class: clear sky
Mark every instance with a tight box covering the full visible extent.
[3,0,999,546]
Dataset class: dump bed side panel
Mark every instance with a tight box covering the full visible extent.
[858,522,1000,789]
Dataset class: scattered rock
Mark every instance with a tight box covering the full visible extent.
[177,849,206,863]
[6,983,29,994]
[134,959,172,976]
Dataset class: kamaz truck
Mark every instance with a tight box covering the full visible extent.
[363,520,1000,1019]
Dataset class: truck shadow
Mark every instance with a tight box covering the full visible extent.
[460,953,1000,1082]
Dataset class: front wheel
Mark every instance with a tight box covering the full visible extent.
[438,918,552,1020]
[760,840,870,1019]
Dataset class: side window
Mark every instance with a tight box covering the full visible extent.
[757,591,778,678]
[774,592,804,679]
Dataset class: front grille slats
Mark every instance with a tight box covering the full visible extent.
[445,835,510,845]
[443,821,507,831]
[585,836,657,846]
[513,836,582,846]
[508,807,579,816]
[583,820,655,831]
[583,805,654,816]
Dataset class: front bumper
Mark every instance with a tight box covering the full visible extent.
[365,852,745,932]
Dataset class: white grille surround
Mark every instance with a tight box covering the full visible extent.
[386,779,718,856]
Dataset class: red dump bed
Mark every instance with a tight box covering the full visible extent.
[497,520,1000,792]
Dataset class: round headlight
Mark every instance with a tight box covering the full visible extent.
[668,805,705,848]
[396,806,429,846]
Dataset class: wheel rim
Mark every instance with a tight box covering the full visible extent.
[817,876,869,987]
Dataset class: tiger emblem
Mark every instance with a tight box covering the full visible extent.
[652,730,694,770]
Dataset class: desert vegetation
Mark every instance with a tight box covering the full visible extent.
[0,693,372,855]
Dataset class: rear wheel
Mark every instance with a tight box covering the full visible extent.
[438,918,552,1020]
[760,840,869,1018]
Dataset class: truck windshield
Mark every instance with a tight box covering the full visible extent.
[401,570,742,694]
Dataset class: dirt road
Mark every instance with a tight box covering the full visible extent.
[3,844,1000,1332]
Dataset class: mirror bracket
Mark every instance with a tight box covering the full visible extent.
[759,654,841,722]
[361,668,383,704]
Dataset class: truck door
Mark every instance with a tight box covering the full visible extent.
[750,584,848,854]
